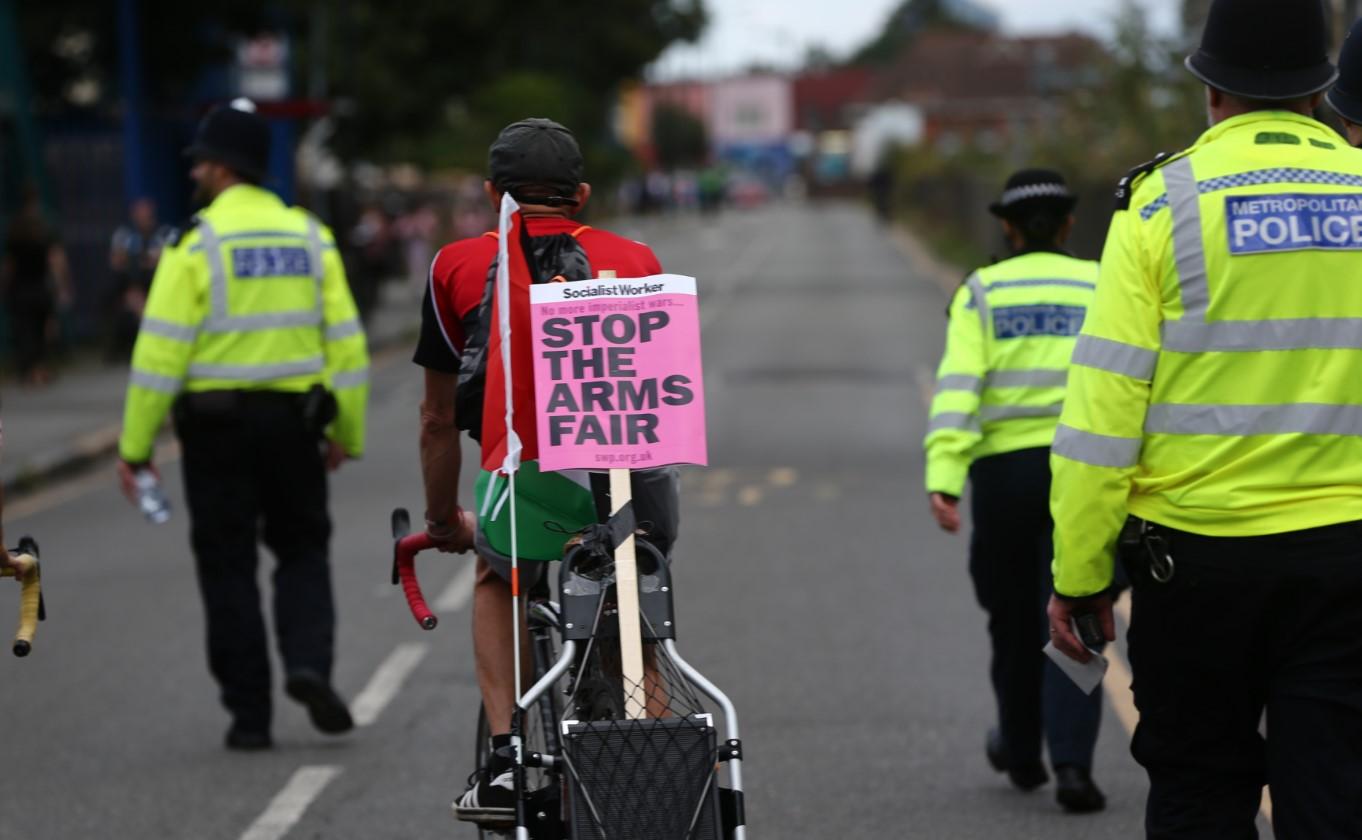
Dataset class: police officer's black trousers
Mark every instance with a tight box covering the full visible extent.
[968,447,1103,772]
[177,392,335,731]
[1127,520,1362,839]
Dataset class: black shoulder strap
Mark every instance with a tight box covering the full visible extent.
[167,215,201,248]
[1114,152,1173,211]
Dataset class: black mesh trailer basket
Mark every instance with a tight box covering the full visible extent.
[562,714,723,840]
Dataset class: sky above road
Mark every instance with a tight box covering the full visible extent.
[650,0,1182,79]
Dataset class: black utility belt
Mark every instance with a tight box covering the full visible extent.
[176,385,336,433]
[1118,516,1176,584]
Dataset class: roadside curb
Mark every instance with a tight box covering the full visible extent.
[887,223,964,298]
[1,321,419,499]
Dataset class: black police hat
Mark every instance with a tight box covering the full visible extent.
[1328,18,1362,123]
[988,169,1077,219]
[1186,0,1337,100]
[184,99,270,182]
[488,118,584,201]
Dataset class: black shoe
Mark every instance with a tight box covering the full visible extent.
[986,727,1048,791]
[225,724,273,751]
[451,767,516,825]
[1055,764,1106,813]
[985,727,1007,772]
[285,671,354,734]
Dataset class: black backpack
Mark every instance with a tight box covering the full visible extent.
[455,225,592,441]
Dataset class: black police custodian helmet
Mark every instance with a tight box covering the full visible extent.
[988,169,1077,220]
[184,99,270,182]
[488,118,584,203]
[1328,17,1362,124]
[1186,0,1337,100]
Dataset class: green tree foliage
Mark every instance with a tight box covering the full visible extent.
[16,0,707,170]
[315,0,706,166]
[852,0,996,65]
[650,103,707,170]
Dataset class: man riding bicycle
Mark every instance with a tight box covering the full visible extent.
[411,118,681,826]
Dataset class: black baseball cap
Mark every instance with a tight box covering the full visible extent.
[1329,17,1362,123]
[184,99,270,182]
[1186,0,1337,100]
[488,118,583,202]
[988,169,1077,219]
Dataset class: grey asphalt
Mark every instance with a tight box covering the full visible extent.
[0,202,1209,839]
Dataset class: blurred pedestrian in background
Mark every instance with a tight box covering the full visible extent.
[107,197,171,362]
[1328,17,1362,149]
[1,187,72,386]
[925,169,1107,813]
[1048,1,1362,835]
[116,99,370,751]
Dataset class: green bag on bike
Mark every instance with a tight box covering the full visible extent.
[475,460,597,563]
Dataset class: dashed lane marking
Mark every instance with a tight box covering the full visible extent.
[350,642,429,728]
[238,765,343,840]
[435,559,478,613]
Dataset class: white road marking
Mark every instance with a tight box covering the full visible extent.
[435,560,478,613]
[350,642,429,727]
[238,765,343,840]
[701,222,776,332]
[737,486,764,507]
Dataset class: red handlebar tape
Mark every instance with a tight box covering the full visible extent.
[396,533,438,630]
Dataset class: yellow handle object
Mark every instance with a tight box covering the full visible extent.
[3,553,40,657]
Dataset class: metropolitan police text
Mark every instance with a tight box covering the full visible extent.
[539,310,695,447]
[1228,192,1362,253]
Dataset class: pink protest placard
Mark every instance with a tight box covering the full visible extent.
[529,274,708,471]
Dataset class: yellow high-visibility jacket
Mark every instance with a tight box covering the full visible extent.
[925,251,1098,496]
[1052,110,1362,597]
[118,184,368,463]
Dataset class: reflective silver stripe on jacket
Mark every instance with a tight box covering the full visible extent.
[966,272,989,333]
[332,368,370,389]
[1145,402,1362,436]
[187,357,325,381]
[325,318,364,342]
[935,374,982,394]
[1164,157,1211,321]
[140,318,197,343]
[985,278,1096,291]
[1162,318,1362,352]
[927,412,981,435]
[130,369,182,393]
[199,219,325,334]
[1071,334,1158,379]
[984,369,1068,388]
[979,402,1064,422]
[1052,423,1142,468]
[199,221,231,321]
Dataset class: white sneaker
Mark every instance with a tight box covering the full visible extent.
[452,768,516,824]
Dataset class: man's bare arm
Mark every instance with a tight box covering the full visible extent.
[419,368,474,551]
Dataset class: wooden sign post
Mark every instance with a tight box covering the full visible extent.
[594,270,647,719]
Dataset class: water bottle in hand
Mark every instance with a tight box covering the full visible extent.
[134,469,171,525]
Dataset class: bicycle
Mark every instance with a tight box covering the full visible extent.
[390,507,747,840]
[1,537,45,657]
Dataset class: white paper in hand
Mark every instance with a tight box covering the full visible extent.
[1043,641,1108,696]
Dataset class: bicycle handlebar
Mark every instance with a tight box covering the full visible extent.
[394,531,439,630]
[1,550,41,657]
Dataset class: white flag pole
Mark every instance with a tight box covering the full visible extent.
[495,194,524,709]
[595,270,648,719]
